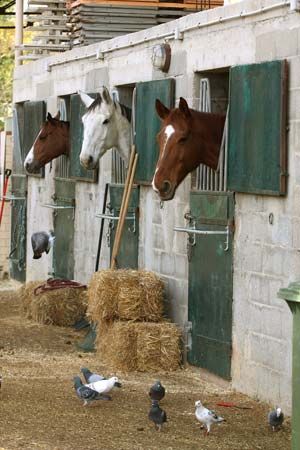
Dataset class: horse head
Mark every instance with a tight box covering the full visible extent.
[152,97,225,201]
[79,87,131,170]
[24,111,70,174]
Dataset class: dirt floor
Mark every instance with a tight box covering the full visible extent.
[0,286,291,450]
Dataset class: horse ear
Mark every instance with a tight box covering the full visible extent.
[155,99,170,120]
[54,111,60,120]
[179,97,191,118]
[101,86,112,104]
[78,90,94,108]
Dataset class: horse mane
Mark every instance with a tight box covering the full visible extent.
[117,102,132,122]
[87,94,102,113]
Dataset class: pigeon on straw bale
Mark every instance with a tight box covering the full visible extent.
[73,376,111,406]
[195,400,224,435]
[148,400,167,431]
[81,367,106,384]
[149,380,165,401]
[31,231,55,259]
[268,407,284,431]
[85,376,122,400]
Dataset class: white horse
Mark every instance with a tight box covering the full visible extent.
[78,87,131,170]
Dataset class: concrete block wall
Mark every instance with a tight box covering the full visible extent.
[13,0,300,412]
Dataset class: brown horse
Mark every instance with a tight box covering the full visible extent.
[24,111,70,174]
[152,97,225,201]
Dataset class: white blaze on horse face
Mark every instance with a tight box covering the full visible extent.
[24,147,34,168]
[152,125,175,192]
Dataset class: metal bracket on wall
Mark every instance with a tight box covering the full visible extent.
[42,203,75,220]
[174,222,231,252]
[95,210,136,233]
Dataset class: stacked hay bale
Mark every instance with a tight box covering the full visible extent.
[87,269,182,372]
[19,280,88,326]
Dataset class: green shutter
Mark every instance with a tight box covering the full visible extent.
[23,101,46,178]
[69,93,98,183]
[135,79,175,184]
[228,60,288,195]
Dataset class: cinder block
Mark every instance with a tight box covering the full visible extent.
[262,245,285,277]
[275,29,298,59]
[255,32,276,62]
[249,331,288,373]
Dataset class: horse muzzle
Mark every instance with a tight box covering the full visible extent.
[25,161,42,174]
[80,155,98,170]
[158,180,175,201]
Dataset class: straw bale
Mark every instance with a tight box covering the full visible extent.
[19,281,87,326]
[19,281,44,319]
[87,270,119,323]
[87,269,164,324]
[95,321,182,372]
[96,322,137,371]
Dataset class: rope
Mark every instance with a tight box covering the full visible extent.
[34,278,87,296]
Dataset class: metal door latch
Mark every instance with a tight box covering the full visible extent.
[174,218,233,252]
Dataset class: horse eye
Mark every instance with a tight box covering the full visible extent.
[39,135,47,140]
[103,119,109,125]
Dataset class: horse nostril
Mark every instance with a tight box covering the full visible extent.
[88,156,93,165]
[161,180,172,194]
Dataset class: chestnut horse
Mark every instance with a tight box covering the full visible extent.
[152,97,225,201]
[24,111,70,174]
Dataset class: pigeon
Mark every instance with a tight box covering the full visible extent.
[31,231,55,259]
[73,376,111,406]
[149,380,165,401]
[85,376,122,399]
[81,367,106,384]
[148,400,167,431]
[268,407,284,431]
[195,400,224,435]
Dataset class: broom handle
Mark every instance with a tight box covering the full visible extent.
[111,152,138,269]
[110,146,136,268]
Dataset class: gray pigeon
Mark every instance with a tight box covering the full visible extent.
[148,400,167,431]
[31,231,55,259]
[149,380,165,401]
[73,376,111,406]
[268,407,284,431]
[81,367,106,384]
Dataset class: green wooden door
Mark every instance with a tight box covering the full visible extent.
[188,191,234,379]
[10,106,27,281]
[135,79,175,184]
[109,184,139,269]
[69,93,98,183]
[10,175,27,282]
[52,178,75,279]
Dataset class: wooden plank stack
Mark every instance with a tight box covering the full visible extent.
[68,0,223,47]
[17,0,71,61]
[17,0,223,59]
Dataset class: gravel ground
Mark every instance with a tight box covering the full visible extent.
[0,288,291,450]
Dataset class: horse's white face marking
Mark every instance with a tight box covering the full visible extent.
[79,89,131,169]
[24,129,42,171]
[24,147,34,167]
[151,124,175,191]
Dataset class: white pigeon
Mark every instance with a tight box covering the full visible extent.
[85,376,121,398]
[195,400,224,435]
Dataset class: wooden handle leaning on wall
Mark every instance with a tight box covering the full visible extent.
[110,149,138,270]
